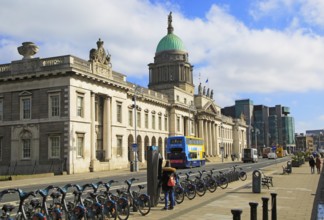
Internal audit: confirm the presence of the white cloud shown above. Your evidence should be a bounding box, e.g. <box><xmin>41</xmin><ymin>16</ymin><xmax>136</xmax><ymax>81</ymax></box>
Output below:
<box><xmin>300</xmin><ymin>0</ymin><xmax>324</xmax><ymax>27</ymax></box>
<box><xmin>1</xmin><ymin>0</ymin><xmax>324</xmax><ymax>110</ymax></box>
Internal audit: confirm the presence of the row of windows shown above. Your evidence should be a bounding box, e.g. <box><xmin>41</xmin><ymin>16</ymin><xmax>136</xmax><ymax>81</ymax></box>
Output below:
<box><xmin>128</xmin><ymin>110</ymin><xmax>168</xmax><ymax>131</ymax></box>
<box><xmin>0</xmin><ymin>134</ymin><xmax>126</xmax><ymax>161</ymax></box>
<box><xmin>0</xmin><ymin>93</ymin><xmax>60</xmax><ymax>121</ymax></box>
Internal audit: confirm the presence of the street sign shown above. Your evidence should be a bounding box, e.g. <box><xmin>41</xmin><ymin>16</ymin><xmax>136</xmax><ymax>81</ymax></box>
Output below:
<box><xmin>132</xmin><ymin>143</ymin><xmax>138</xmax><ymax>151</ymax></box>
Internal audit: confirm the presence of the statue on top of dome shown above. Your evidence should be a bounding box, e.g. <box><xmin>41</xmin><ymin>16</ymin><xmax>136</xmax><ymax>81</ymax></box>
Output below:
<box><xmin>167</xmin><ymin>12</ymin><xmax>174</xmax><ymax>34</ymax></box>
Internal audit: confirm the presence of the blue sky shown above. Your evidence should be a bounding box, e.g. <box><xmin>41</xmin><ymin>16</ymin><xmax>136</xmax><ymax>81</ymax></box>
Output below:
<box><xmin>1</xmin><ymin>0</ymin><xmax>324</xmax><ymax>133</ymax></box>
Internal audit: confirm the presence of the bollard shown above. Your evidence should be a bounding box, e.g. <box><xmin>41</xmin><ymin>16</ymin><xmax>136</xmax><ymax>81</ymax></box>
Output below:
<box><xmin>249</xmin><ymin>202</ymin><xmax>258</xmax><ymax>220</ymax></box>
<box><xmin>262</xmin><ymin>197</ymin><xmax>269</xmax><ymax>220</ymax></box>
<box><xmin>271</xmin><ymin>193</ymin><xmax>277</xmax><ymax>220</ymax></box>
<box><xmin>231</xmin><ymin>209</ymin><xmax>243</xmax><ymax>220</ymax></box>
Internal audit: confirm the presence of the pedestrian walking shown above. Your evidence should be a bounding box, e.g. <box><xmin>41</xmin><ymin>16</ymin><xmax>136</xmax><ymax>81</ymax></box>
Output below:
<box><xmin>315</xmin><ymin>155</ymin><xmax>322</xmax><ymax>174</ymax></box>
<box><xmin>161</xmin><ymin>160</ymin><xmax>176</xmax><ymax>210</ymax></box>
<box><xmin>309</xmin><ymin>155</ymin><xmax>315</xmax><ymax>174</ymax></box>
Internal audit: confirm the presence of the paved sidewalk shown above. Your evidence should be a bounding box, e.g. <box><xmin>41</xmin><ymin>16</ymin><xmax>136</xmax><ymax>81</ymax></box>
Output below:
<box><xmin>129</xmin><ymin>161</ymin><xmax>320</xmax><ymax>220</ymax></box>
<box><xmin>0</xmin><ymin>159</ymin><xmax>321</xmax><ymax>219</ymax></box>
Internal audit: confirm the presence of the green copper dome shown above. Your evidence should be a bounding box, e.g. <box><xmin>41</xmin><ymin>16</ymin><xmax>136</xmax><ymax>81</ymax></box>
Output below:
<box><xmin>156</xmin><ymin>33</ymin><xmax>186</xmax><ymax>53</ymax></box>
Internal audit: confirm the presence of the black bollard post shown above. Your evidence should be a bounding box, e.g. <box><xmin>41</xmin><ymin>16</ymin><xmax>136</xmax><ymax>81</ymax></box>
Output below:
<box><xmin>249</xmin><ymin>202</ymin><xmax>258</xmax><ymax>220</ymax></box>
<box><xmin>262</xmin><ymin>197</ymin><xmax>269</xmax><ymax>220</ymax></box>
<box><xmin>271</xmin><ymin>193</ymin><xmax>277</xmax><ymax>220</ymax></box>
<box><xmin>231</xmin><ymin>209</ymin><xmax>243</xmax><ymax>220</ymax></box>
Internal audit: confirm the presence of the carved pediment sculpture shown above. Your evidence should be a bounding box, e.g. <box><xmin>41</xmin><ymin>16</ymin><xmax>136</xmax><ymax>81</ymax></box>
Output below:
<box><xmin>89</xmin><ymin>38</ymin><xmax>111</xmax><ymax>65</ymax></box>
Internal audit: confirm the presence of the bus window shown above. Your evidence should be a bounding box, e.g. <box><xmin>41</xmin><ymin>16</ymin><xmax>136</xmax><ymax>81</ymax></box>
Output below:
<box><xmin>188</xmin><ymin>152</ymin><xmax>197</xmax><ymax>159</ymax></box>
<box><xmin>170</xmin><ymin>148</ymin><xmax>183</xmax><ymax>153</ymax></box>
<box><xmin>170</xmin><ymin>138</ymin><xmax>183</xmax><ymax>144</ymax></box>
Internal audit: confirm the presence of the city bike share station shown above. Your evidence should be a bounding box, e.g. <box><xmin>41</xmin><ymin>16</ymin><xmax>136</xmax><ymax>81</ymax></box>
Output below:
<box><xmin>146</xmin><ymin>145</ymin><xmax>163</xmax><ymax>207</ymax></box>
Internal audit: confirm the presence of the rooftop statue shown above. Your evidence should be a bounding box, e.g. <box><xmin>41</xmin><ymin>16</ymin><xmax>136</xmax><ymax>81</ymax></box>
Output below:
<box><xmin>18</xmin><ymin>42</ymin><xmax>39</xmax><ymax>59</ymax></box>
<box><xmin>198</xmin><ymin>82</ymin><xmax>202</xmax><ymax>95</ymax></box>
<box><xmin>89</xmin><ymin>38</ymin><xmax>111</xmax><ymax>65</ymax></box>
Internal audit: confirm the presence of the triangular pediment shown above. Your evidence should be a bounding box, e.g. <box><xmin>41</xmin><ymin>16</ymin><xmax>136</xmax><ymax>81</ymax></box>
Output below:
<box><xmin>202</xmin><ymin>101</ymin><xmax>219</xmax><ymax>115</ymax></box>
<box><xmin>19</xmin><ymin>91</ymin><xmax>32</xmax><ymax>96</ymax></box>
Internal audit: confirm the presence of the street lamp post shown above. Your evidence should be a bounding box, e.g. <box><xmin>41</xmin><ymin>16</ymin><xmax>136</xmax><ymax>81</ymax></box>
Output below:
<box><xmin>252</xmin><ymin>127</ymin><xmax>260</xmax><ymax>153</ymax></box>
<box><xmin>318</xmin><ymin>132</ymin><xmax>323</xmax><ymax>152</ymax></box>
<box><xmin>221</xmin><ymin>123</ymin><xmax>224</xmax><ymax>163</ymax></box>
<box><xmin>131</xmin><ymin>85</ymin><xmax>140</xmax><ymax>172</ymax></box>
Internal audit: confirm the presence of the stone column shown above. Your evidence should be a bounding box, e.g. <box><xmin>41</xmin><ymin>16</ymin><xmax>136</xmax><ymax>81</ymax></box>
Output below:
<box><xmin>90</xmin><ymin>93</ymin><xmax>96</xmax><ymax>161</ymax></box>
<box><xmin>208</xmin><ymin>121</ymin><xmax>212</xmax><ymax>156</ymax></box>
<box><xmin>198</xmin><ymin>119</ymin><xmax>203</xmax><ymax>138</ymax></box>
<box><xmin>204</xmin><ymin>120</ymin><xmax>209</xmax><ymax>155</ymax></box>
<box><xmin>104</xmin><ymin>96</ymin><xmax>112</xmax><ymax>160</ymax></box>
<box><xmin>211</xmin><ymin>122</ymin><xmax>216</xmax><ymax>156</ymax></box>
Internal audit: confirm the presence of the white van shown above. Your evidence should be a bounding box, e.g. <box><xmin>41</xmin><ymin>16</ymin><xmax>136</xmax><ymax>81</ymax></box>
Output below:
<box><xmin>242</xmin><ymin>148</ymin><xmax>258</xmax><ymax>163</ymax></box>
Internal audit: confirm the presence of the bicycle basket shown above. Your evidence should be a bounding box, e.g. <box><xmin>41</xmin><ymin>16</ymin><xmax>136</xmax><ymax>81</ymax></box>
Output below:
<box><xmin>175</xmin><ymin>186</ymin><xmax>184</xmax><ymax>194</ymax></box>
<box><xmin>91</xmin><ymin>202</ymin><xmax>103</xmax><ymax>214</ymax></box>
<box><xmin>105</xmin><ymin>200</ymin><xmax>116</xmax><ymax>210</ymax></box>
<box><xmin>51</xmin><ymin>207</ymin><xmax>63</xmax><ymax>218</ymax></box>
<box><xmin>32</xmin><ymin>212</ymin><xmax>47</xmax><ymax>220</ymax></box>
<box><xmin>118</xmin><ymin>197</ymin><xmax>129</xmax><ymax>208</ymax></box>
<box><xmin>139</xmin><ymin>194</ymin><xmax>150</xmax><ymax>202</ymax></box>
<box><xmin>73</xmin><ymin>205</ymin><xmax>87</xmax><ymax>218</ymax></box>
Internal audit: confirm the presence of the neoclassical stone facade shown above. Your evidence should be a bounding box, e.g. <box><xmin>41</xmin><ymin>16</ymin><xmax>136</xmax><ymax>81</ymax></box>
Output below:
<box><xmin>0</xmin><ymin>14</ymin><xmax>247</xmax><ymax>175</ymax></box>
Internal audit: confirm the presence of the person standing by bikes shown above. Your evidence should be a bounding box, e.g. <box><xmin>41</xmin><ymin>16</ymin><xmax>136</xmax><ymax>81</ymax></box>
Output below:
<box><xmin>161</xmin><ymin>160</ymin><xmax>176</xmax><ymax>210</ymax></box>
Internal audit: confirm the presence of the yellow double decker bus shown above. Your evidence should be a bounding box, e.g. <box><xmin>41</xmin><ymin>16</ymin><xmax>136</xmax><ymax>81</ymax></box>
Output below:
<box><xmin>166</xmin><ymin>136</ymin><xmax>206</xmax><ymax>168</ymax></box>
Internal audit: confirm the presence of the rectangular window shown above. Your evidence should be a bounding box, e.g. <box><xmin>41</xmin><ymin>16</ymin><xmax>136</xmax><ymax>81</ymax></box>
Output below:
<box><xmin>145</xmin><ymin>113</ymin><xmax>149</xmax><ymax>129</ymax></box>
<box><xmin>152</xmin><ymin>114</ymin><xmax>156</xmax><ymax>129</ymax></box>
<box><xmin>0</xmin><ymin>99</ymin><xmax>3</xmax><ymax>121</ymax></box>
<box><xmin>137</xmin><ymin>111</ymin><xmax>141</xmax><ymax>128</ymax></box>
<box><xmin>128</xmin><ymin>110</ymin><xmax>133</xmax><ymax>127</ymax></box>
<box><xmin>176</xmin><ymin>95</ymin><xmax>179</xmax><ymax>101</ymax></box>
<box><xmin>184</xmin><ymin>98</ymin><xmax>187</xmax><ymax>104</ymax></box>
<box><xmin>49</xmin><ymin>94</ymin><xmax>60</xmax><ymax>117</ymax></box>
<box><xmin>76</xmin><ymin>134</ymin><xmax>84</xmax><ymax>157</ymax></box>
<box><xmin>22</xmin><ymin>139</ymin><xmax>31</xmax><ymax>159</ymax></box>
<box><xmin>158</xmin><ymin>116</ymin><xmax>162</xmax><ymax>130</ymax></box>
<box><xmin>117</xmin><ymin>102</ymin><xmax>122</xmax><ymax>123</ymax></box>
<box><xmin>77</xmin><ymin>96</ymin><xmax>84</xmax><ymax>117</ymax></box>
<box><xmin>117</xmin><ymin>135</ymin><xmax>123</xmax><ymax>157</ymax></box>
<box><xmin>177</xmin><ymin>116</ymin><xmax>180</xmax><ymax>132</ymax></box>
<box><xmin>164</xmin><ymin>117</ymin><xmax>168</xmax><ymax>131</ymax></box>
<box><xmin>49</xmin><ymin>136</ymin><xmax>60</xmax><ymax>158</ymax></box>
<box><xmin>21</xmin><ymin>97</ymin><xmax>31</xmax><ymax>119</ymax></box>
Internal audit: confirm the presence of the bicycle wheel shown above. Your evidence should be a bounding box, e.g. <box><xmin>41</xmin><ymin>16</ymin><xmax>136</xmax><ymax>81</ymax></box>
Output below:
<box><xmin>207</xmin><ymin>179</ymin><xmax>217</xmax><ymax>193</ymax></box>
<box><xmin>174</xmin><ymin>186</ymin><xmax>185</xmax><ymax>204</ymax></box>
<box><xmin>195</xmin><ymin>180</ymin><xmax>206</xmax><ymax>197</ymax></box>
<box><xmin>185</xmin><ymin>183</ymin><xmax>196</xmax><ymax>200</ymax></box>
<box><xmin>239</xmin><ymin>172</ymin><xmax>247</xmax><ymax>181</ymax></box>
<box><xmin>137</xmin><ymin>194</ymin><xmax>151</xmax><ymax>216</ymax></box>
<box><xmin>218</xmin><ymin>177</ymin><xmax>229</xmax><ymax>189</ymax></box>
<box><xmin>117</xmin><ymin>197</ymin><xmax>130</xmax><ymax>220</ymax></box>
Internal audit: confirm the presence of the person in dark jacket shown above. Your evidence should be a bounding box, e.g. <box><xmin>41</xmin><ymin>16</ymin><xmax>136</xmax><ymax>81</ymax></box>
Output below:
<box><xmin>161</xmin><ymin>160</ymin><xmax>176</xmax><ymax>210</ymax></box>
<box><xmin>309</xmin><ymin>155</ymin><xmax>315</xmax><ymax>174</ymax></box>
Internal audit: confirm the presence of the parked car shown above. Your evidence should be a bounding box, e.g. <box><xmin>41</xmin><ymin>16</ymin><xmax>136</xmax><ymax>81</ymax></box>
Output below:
<box><xmin>267</xmin><ymin>152</ymin><xmax>277</xmax><ymax>159</ymax></box>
